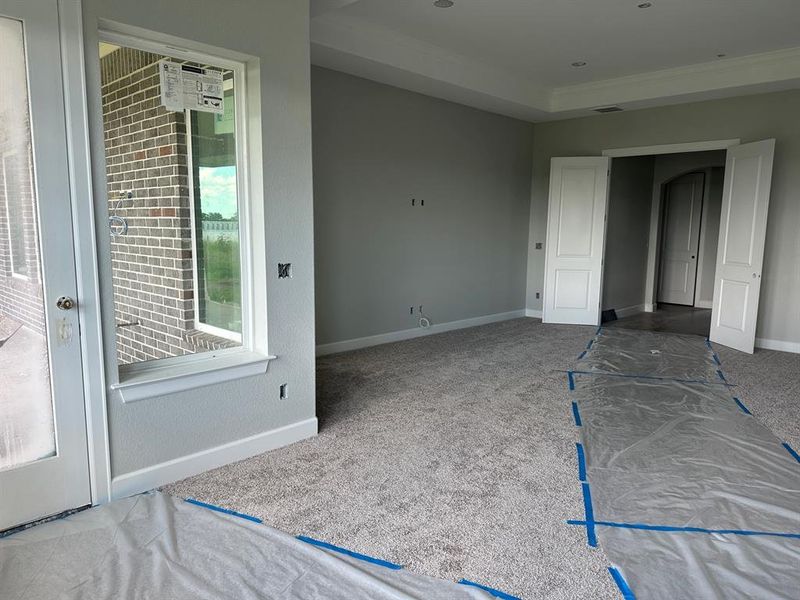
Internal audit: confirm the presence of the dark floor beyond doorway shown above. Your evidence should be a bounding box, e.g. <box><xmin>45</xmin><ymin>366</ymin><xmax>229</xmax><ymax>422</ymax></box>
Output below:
<box><xmin>604</xmin><ymin>304</ymin><xmax>711</xmax><ymax>337</ymax></box>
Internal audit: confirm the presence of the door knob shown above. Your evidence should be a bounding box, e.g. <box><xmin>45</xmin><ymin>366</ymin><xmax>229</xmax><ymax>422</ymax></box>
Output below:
<box><xmin>56</xmin><ymin>296</ymin><xmax>76</xmax><ymax>310</ymax></box>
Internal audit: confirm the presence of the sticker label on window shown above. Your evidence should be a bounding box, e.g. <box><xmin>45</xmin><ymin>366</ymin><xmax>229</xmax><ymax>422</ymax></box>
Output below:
<box><xmin>159</xmin><ymin>60</ymin><xmax>224</xmax><ymax>114</ymax></box>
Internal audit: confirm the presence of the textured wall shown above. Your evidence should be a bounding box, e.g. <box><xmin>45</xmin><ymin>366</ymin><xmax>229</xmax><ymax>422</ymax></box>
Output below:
<box><xmin>527</xmin><ymin>90</ymin><xmax>800</xmax><ymax>345</ymax></box>
<box><xmin>312</xmin><ymin>67</ymin><xmax>534</xmax><ymax>345</ymax></box>
<box><xmin>602</xmin><ymin>156</ymin><xmax>654</xmax><ymax>312</ymax></box>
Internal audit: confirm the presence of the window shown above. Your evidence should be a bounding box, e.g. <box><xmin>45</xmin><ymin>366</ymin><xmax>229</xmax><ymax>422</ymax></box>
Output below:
<box><xmin>3</xmin><ymin>152</ymin><xmax>29</xmax><ymax>278</ymax></box>
<box><xmin>187</xmin><ymin>77</ymin><xmax>242</xmax><ymax>342</ymax></box>
<box><xmin>99</xmin><ymin>38</ymin><xmax>256</xmax><ymax>370</ymax></box>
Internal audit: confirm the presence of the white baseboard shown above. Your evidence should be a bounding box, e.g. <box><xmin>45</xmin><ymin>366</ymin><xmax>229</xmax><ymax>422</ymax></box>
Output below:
<box><xmin>525</xmin><ymin>308</ymin><xmax>543</xmax><ymax>319</ymax></box>
<box><xmin>755</xmin><ymin>338</ymin><xmax>800</xmax><ymax>354</ymax></box>
<box><xmin>110</xmin><ymin>417</ymin><xmax>318</xmax><ymax>500</ymax></box>
<box><xmin>694</xmin><ymin>300</ymin><xmax>713</xmax><ymax>309</ymax></box>
<box><xmin>612</xmin><ymin>304</ymin><xmax>645</xmax><ymax>319</ymax></box>
<box><xmin>644</xmin><ymin>303</ymin><xmax>655</xmax><ymax>313</ymax></box>
<box><xmin>316</xmin><ymin>310</ymin><xmax>526</xmax><ymax>356</ymax></box>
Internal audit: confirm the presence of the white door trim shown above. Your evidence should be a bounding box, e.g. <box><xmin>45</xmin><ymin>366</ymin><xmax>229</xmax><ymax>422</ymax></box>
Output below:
<box><xmin>59</xmin><ymin>0</ymin><xmax>112</xmax><ymax>506</ymax></box>
<box><xmin>602</xmin><ymin>139</ymin><xmax>740</xmax><ymax>158</ymax></box>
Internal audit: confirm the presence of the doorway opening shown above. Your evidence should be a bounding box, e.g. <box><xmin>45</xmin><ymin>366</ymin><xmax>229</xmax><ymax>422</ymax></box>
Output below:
<box><xmin>600</xmin><ymin>150</ymin><xmax>726</xmax><ymax>337</ymax></box>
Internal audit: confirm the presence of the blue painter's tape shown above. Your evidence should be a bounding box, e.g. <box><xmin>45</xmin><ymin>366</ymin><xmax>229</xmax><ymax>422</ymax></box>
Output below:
<box><xmin>608</xmin><ymin>567</ymin><xmax>636</xmax><ymax>600</ymax></box>
<box><xmin>297</xmin><ymin>535</ymin><xmax>403</xmax><ymax>570</ymax></box>
<box><xmin>185</xmin><ymin>498</ymin><xmax>263</xmax><ymax>524</ymax></box>
<box><xmin>596</xmin><ymin>326</ymin><xmax>603</xmax><ymax>335</ymax></box>
<box><xmin>782</xmin><ymin>442</ymin><xmax>800</xmax><ymax>464</ymax></box>
<box><xmin>458</xmin><ymin>579</ymin><xmax>521</xmax><ymax>600</ymax></box>
<box><xmin>576</xmin><ymin>443</ymin><xmax>587</xmax><ymax>482</ymax></box>
<box><xmin>572</xmin><ymin>401</ymin><xmax>582</xmax><ymax>427</ymax></box>
<box><xmin>568</xmin><ymin>369</ymin><xmax>734</xmax><ymax>387</ymax></box>
<box><xmin>586</xmin><ymin>338</ymin><xmax>595</xmax><ymax>350</ymax></box>
<box><xmin>568</xmin><ymin>371</ymin><xmax>576</xmax><ymax>391</ymax></box>
<box><xmin>712</xmin><ymin>353</ymin><xmax>722</xmax><ymax>366</ymax></box>
<box><xmin>717</xmin><ymin>369</ymin><xmax>727</xmax><ymax>383</ymax></box>
<box><xmin>705</xmin><ymin>338</ymin><xmax>713</xmax><ymax>350</ymax></box>
<box><xmin>581</xmin><ymin>483</ymin><xmax>597</xmax><ymax>547</ymax></box>
<box><xmin>733</xmin><ymin>397</ymin><xmax>752</xmax><ymax>415</ymax></box>
<box><xmin>577</xmin><ymin>350</ymin><xmax>587</xmax><ymax>360</ymax></box>
<box><xmin>565</xmin><ymin>519</ymin><xmax>800</xmax><ymax>540</ymax></box>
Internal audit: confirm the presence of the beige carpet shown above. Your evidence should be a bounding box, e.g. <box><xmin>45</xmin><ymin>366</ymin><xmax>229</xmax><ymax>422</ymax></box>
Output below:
<box><xmin>164</xmin><ymin>318</ymin><xmax>800</xmax><ymax>599</ymax></box>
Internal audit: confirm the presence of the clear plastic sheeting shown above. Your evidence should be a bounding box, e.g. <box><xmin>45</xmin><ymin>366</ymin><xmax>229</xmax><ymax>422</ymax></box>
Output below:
<box><xmin>577</xmin><ymin>328</ymin><xmax>724</xmax><ymax>383</ymax></box>
<box><xmin>571</xmin><ymin>329</ymin><xmax>800</xmax><ymax>599</ymax></box>
<box><xmin>0</xmin><ymin>492</ymin><xmax>495</xmax><ymax>600</ymax></box>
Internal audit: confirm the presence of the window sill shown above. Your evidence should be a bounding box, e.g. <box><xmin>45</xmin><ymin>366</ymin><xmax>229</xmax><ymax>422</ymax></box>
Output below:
<box><xmin>110</xmin><ymin>351</ymin><xmax>275</xmax><ymax>403</ymax></box>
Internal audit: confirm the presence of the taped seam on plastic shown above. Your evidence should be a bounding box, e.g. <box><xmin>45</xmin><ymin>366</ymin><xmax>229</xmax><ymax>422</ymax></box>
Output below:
<box><xmin>596</xmin><ymin>326</ymin><xmax>603</xmax><ymax>335</ymax></box>
<box><xmin>576</xmin><ymin>443</ymin><xmax>587</xmax><ymax>482</ymax></box>
<box><xmin>296</xmin><ymin>535</ymin><xmax>404</xmax><ymax>570</ymax></box>
<box><xmin>572</xmin><ymin>402</ymin><xmax>583</xmax><ymax>427</ymax></box>
<box><xmin>782</xmin><ymin>442</ymin><xmax>800</xmax><ymax>464</ymax></box>
<box><xmin>458</xmin><ymin>578</ymin><xmax>521</xmax><ymax>600</ymax></box>
<box><xmin>568</xmin><ymin>371</ymin><xmax>576</xmax><ymax>390</ymax></box>
<box><xmin>716</xmin><ymin>369</ymin><xmax>727</xmax><ymax>383</ymax></box>
<box><xmin>184</xmin><ymin>498</ymin><xmax>263</xmax><ymax>524</ymax></box>
<box><xmin>581</xmin><ymin>483</ymin><xmax>598</xmax><ymax>547</ymax></box>
<box><xmin>733</xmin><ymin>397</ymin><xmax>752</xmax><ymax>415</ymax></box>
<box><xmin>712</xmin><ymin>353</ymin><xmax>722</xmax><ymax>366</ymax></box>
<box><xmin>566</xmin><ymin>519</ymin><xmax>800</xmax><ymax>540</ymax></box>
<box><xmin>577</xmin><ymin>350</ymin><xmax>587</xmax><ymax>360</ymax></box>
<box><xmin>568</xmin><ymin>369</ymin><xmax>734</xmax><ymax>387</ymax></box>
<box><xmin>586</xmin><ymin>338</ymin><xmax>594</xmax><ymax>350</ymax></box>
<box><xmin>608</xmin><ymin>567</ymin><xmax>636</xmax><ymax>600</ymax></box>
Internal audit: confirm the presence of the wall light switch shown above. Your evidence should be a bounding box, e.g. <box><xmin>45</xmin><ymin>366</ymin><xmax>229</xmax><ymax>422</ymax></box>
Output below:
<box><xmin>535</xmin><ymin>242</ymin><xmax>543</xmax><ymax>250</ymax></box>
<box><xmin>278</xmin><ymin>263</ymin><xmax>292</xmax><ymax>279</ymax></box>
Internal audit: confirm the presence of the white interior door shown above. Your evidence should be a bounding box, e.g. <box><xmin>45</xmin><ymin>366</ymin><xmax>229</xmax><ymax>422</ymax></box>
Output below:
<box><xmin>0</xmin><ymin>0</ymin><xmax>90</xmax><ymax>530</ymax></box>
<box><xmin>658</xmin><ymin>172</ymin><xmax>704</xmax><ymax>305</ymax></box>
<box><xmin>543</xmin><ymin>157</ymin><xmax>610</xmax><ymax>325</ymax></box>
<box><xmin>709</xmin><ymin>139</ymin><xmax>775</xmax><ymax>354</ymax></box>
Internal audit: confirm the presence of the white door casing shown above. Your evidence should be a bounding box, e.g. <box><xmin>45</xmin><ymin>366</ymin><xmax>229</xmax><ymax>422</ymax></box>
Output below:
<box><xmin>658</xmin><ymin>172</ymin><xmax>704</xmax><ymax>306</ymax></box>
<box><xmin>709</xmin><ymin>139</ymin><xmax>776</xmax><ymax>354</ymax></box>
<box><xmin>0</xmin><ymin>0</ymin><xmax>90</xmax><ymax>530</ymax></box>
<box><xmin>543</xmin><ymin>157</ymin><xmax>610</xmax><ymax>325</ymax></box>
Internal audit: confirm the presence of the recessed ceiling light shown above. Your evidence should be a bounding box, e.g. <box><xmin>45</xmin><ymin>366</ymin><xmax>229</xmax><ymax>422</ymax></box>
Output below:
<box><xmin>571</xmin><ymin>61</ymin><xmax>587</xmax><ymax>68</ymax></box>
<box><xmin>637</xmin><ymin>2</ymin><xmax>652</xmax><ymax>7</ymax></box>
<box><xmin>433</xmin><ymin>0</ymin><xmax>454</xmax><ymax>7</ymax></box>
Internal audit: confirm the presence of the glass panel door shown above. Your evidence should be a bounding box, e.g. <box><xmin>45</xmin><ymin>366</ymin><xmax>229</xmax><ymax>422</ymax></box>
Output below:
<box><xmin>0</xmin><ymin>0</ymin><xmax>90</xmax><ymax>531</ymax></box>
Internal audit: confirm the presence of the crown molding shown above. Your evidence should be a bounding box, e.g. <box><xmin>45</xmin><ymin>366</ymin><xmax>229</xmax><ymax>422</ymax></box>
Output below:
<box><xmin>551</xmin><ymin>46</ymin><xmax>800</xmax><ymax>112</ymax></box>
<box><xmin>310</xmin><ymin>15</ymin><xmax>800</xmax><ymax>122</ymax></box>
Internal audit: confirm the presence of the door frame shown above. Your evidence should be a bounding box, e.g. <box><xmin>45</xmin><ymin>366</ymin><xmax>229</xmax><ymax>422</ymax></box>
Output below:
<box><xmin>58</xmin><ymin>0</ymin><xmax>112</xmax><ymax>506</ymax></box>
<box><xmin>601</xmin><ymin>139</ymin><xmax>739</xmax><ymax>313</ymax></box>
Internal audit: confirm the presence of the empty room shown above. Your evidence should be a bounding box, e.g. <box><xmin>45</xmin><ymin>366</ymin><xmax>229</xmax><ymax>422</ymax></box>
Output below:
<box><xmin>1</xmin><ymin>1</ymin><xmax>799</xmax><ymax>599</ymax></box>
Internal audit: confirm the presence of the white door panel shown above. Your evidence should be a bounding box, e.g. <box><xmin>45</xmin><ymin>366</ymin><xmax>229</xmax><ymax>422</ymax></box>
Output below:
<box><xmin>710</xmin><ymin>139</ymin><xmax>775</xmax><ymax>354</ymax></box>
<box><xmin>544</xmin><ymin>157</ymin><xmax>610</xmax><ymax>325</ymax></box>
<box><xmin>0</xmin><ymin>0</ymin><xmax>90</xmax><ymax>531</ymax></box>
<box><xmin>658</xmin><ymin>173</ymin><xmax>703</xmax><ymax>305</ymax></box>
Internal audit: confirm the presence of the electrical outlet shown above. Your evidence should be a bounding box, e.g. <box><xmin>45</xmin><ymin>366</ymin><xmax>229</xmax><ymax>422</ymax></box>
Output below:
<box><xmin>278</xmin><ymin>263</ymin><xmax>292</xmax><ymax>279</ymax></box>
<box><xmin>536</xmin><ymin>292</ymin><xmax>541</xmax><ymax>299</ymax></box>
<box><xmin>410</xmin><ymin>306</ymin><xmax>414</xmax><ymax>315</ymax></box>
<box><xmin>279</xmin><ymin>383</ymin><xmax>288</xmax><ymax>400</ymax></box>
<box><xmin>535</xmin><ymin>242</ymin><xmax>543</xmax><ymax>250</ymax></box>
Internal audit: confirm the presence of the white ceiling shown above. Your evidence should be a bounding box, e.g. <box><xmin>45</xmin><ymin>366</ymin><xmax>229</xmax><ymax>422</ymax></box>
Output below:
<box><xmin>310</xmin><ymin>0</ymin><xmax>800</xmax><ymax>121</ymax></box>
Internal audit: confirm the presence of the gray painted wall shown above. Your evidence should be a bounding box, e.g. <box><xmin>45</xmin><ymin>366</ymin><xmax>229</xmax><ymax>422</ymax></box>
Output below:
<box><xmin>698</xmin><ymin>168</ymin><xmax>725</xmax><ymax>305</ymax></box>
<box><xmin>602</xmin><ymin>156</ymin><xmax>654</xmax><ymax>311</ymax></box>
<box><xmin>83</xmin><ymin>0</ymin><xmax>316</xmax><ymax>476</ymax></box>
<box><xmin>312</xmin><ymin>67</ymin><xmax>534</xmax><ymax>345</ymax></box>
<box><xmin>527</xmin><ymin>90</ymin><xmax>800</xmax><ymax>345</ymax></box>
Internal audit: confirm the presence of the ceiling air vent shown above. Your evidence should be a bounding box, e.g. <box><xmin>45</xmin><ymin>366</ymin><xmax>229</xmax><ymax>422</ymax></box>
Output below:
<box><xmin>593</xmin><ymin>105</ymin><xmax>623</xmax><ymax>113</ymax></box>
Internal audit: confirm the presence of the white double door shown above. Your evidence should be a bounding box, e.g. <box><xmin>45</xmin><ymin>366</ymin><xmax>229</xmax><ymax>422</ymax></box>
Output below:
<box><xmin>543</xmin><ymin>140</ymin><xmax>775</xmax><ymax>354</ymax></box>
<box><xmin>0</xmin><ymin>0</ymin><xmax>90</xmax><ymax>531</ymax></box>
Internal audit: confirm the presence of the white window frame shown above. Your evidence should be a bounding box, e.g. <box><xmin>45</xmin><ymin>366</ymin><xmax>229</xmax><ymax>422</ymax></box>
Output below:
<box><xmin>98</xmin><ymin>27</ymin><xmax>271</xmax><ymax>403</ymax></box>
<box><xmin>185</xmin><ymin>76</ymin><xmax>244</xmax><ymax>344</ymax></box>
<box><xmin>2</xmin><ymin>151</ymin><xmax>31</xmax><ymax>280</ymax></box>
